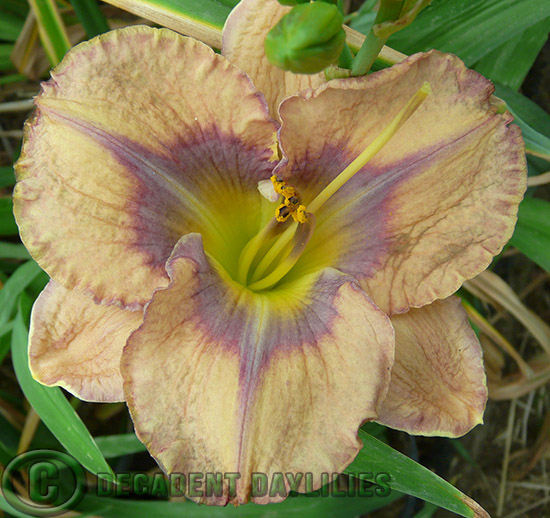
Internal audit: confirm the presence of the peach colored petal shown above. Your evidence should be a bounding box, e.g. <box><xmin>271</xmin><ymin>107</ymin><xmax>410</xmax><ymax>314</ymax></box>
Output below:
<box><xmin>14</xmin><ymin>26</ymin><xmax>278</xmax><ymax>310</ymax></box>
<box><xmin>222</xmin><ymin>0</ymin><xmax>325</xmax><ymax>118</ymax></box>
<box><xmin>276</xmin><ymin>50</ymin><xmax>526</xmax><ymax>314</ymax></box>
<box><xmin>121</xmin><ymin>233</ymin><xmax>394</xmax><ymax>505</ymax></box>
<box><xmin>376</xmin><ymin>297</ymin><xmax>487</xmax><ymax>437</ymax></box>
<box><xmin>29</xmin><ymin>280</ymin><xmax>143</xmax><ymax>402</ymax></box>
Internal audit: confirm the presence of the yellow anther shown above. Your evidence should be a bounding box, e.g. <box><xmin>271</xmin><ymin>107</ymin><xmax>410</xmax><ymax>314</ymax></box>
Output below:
<box><xmin>271</xmin><ymin>175</ymin><xmax>297</xmax><ymax>198</ymax></box>
<box><xmin>292</xmin><ymin>205</ymin><xmax>308</xmax><ymax>224</ymax></box>
<box><xmin>270</xmin><ymin>175</ymin><xmax>286</xmax><ymax>194</ymax></box>
<box><xmin>275</xmin><ymin>203</ymin><xmax>291</xmax><ymax>222</ymax></box>
<box><xmin>270</xmin><ymin>175</ymin><xmax>307</xmax><ymax>224</ymax></box>
<box><xmin>281</xmin><ymin>184</ymin><xmax>296</xmax><ymax>197</ymax></box>
<box><xmin>284</xmin><ymin>195</ymin><xmax>300</xmax><ymax>208</ymax></box>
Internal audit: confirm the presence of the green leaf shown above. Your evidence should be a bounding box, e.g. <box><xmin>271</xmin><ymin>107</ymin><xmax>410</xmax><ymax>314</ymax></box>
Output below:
<box><xmin>101</xmin><ymin>0</ymin><xmax>237</xmax><ymax>48</ymax></box>
<box><xmin>11</xmin><ymin>306</ymin><xmax>115</xmax><ymax>479</ymax></box>
<box><xmin>512</xmin><ymin>119</ymin><xmax>550</xmax><ymax>160</ymax></box>
<box><xmin>386</xmin><ymin>0</ymin><xmax>550</xmax><ymax>66</ymax></box>
<box><xmin>144</xmin><ymin>0</ymin><xmax>237</xmax><ymax>21</ymax></box>
<box><xmin>348</xmin><ymin>0</ymin><xmax>377</xmax><ymax>35</ymax></box>
<box><xmin>0</xmin><ymin>260</ymin><xmax>43</xmax><ymax>327</ymax></box>
<box><xmin>0</xmin><ymin>197</ymin><xmax>18</xmax><ymax>236</ymax></box>
<box><xmin>0</xmin><ymin>242</ymin><xmax>30</xmax><ymax>260</ymax></box>
<box><xmin>95</xmin><ymin>433</ymin><xmax>147</xmax><ymax>458</ymax></box>
<box><xmin>344</xmin><ymin>431</ymin><xmax>486</xmax><ymax>518</ymax></box>
<box><xmin>361</xmin><ymin>421</ymin><xmax>388</xmax><ymax>441</ymax></box>
<box><xmin>494</xmin><ymin>83</ymin><xmax>550</xmax><ymax>139</ymax></box>
<box><xmin>510</xmin><ymin>197</ymin><xmax>550</xmax><ymax>272</ymax></box>
<box><xmin>473</xmin><ymin>17</ymin><xmax>550</xmax><ymax>91</ymax></box>
<box><xmin>69</xmin><ymin>0</ymin><xmax>110</xmax><ymax>38</ymax></box>
<box><xmin>77</xmin><ymin>491</ymin><xmax>400</xmax><ymax>517</ymax></box>
<box><xmin>494</xmin><ymin>83</ymin><xmax>550</xmax><ymax>160</ymax></box>
<box><xmin>28</xmin><ymin>0</ymin><xmax>71</xmax><ymax>65</ymax></box>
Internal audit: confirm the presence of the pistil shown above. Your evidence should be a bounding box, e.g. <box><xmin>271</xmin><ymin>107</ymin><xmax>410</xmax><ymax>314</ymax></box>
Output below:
<box><xmin>238</xmin><ymin>82</ymin><xmax>431</xmax><ymax>291</ymax></box>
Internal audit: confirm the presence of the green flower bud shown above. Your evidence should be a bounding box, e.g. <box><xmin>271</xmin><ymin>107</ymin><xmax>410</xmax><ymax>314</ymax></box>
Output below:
<box><xmin>265</xmin><ymin>2</ymin><xmax>346</xmax><ymax>74</ymax></box>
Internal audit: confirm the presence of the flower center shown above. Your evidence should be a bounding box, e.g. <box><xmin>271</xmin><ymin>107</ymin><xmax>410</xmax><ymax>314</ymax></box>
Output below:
<box><xmin>237</xmin><ymin>82</ymin><xmax>431</xmax><ymax>292</ymax></box>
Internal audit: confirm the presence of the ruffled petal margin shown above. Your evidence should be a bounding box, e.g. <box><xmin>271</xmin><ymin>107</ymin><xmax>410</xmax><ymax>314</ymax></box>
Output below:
<box><xmin>276</xmin><ymin>50</ymin><xmax>526</xmax><ymax>315</ymax></box>
<box><xmin>121</xmin><ymin>233</ymin><xmax>394</xmax><ymax>505</ymax></box>
<box><xmin>222</xmin><ymin>0</ymin><xmax>325</xmax><ymax>118</ymax></box>
<box><xmin>29</xmin><ymin>280</ymin><xmax>143</xmax><ymax>402</ymax></box>
<box><xmin>14</xmin><ymin>26</ymin><xmax>278</xmax><ymax>310</ymax></box>
<box><xmin>376</xmin><ymin>297</ymin><xmax>487</xmax><ymax>437</ymax></box>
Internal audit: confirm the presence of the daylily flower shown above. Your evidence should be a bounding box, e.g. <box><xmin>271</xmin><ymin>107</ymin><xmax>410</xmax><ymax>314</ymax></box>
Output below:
<box><xmin>14</xmin><ymin>0</ymin><xmax>526</xmax><ymax>506</ymax></box>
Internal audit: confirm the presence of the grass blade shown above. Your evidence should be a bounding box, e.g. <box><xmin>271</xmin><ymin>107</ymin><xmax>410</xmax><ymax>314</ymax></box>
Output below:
<box><xmin>0</xmin><ymin>261</ymin><xmax>43</xmax><ymax>327</ymax></box>
<box><xmin>493</xmin><ymin>84</ymin><xmax>550</xmax><ymax>160</ymax></box>
<box><xmin>27</xmin><ymin>0</ymin><xmax>71</xmax><ymax>65</ymax></box>
<box><xmin>100</xmin><ymin>0</ymin><xmax>234</xmax><ymax>48</ymax></box>
<box><xmin>387</xmin><ymin>0</ymin><xmax>550</xmax><ymax>66</ymax></box>
<box><xmin>95</xmin><ymin>433</ymin><xmax>146</xmax><ymax>458</ymax></box>
<box><xmin>494</xmin><ymin>85</ymin><xmax>550</xmax><ymax>139</ymax></box>
<box><xmin>345</xmin><ymin>431</ymin><xmax>488</xmax><ymax>517</ymax></box>
<box><xmin>510</xmin><ymin>197</ymin><xmax>550</xmax><ymax>272</ymax></box>
<box><xmin>473</xmin><ymin>17</ymin><xmax>550</xmax><ymax>91</ymax></box>
<box><xmin>0</xmin><ymin>242</ymin><xmax>30</xmax><ymax>260</ymax></box>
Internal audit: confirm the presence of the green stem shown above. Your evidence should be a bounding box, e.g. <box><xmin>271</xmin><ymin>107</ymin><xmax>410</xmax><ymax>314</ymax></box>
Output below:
<box><xmin>350</xmin><ymin>0</ymin><xmax>404</xmax><ymax>77</ymax></box>
<box><xmin>337</xmin><ymin>42</ymin><xmax>354</xmax><ymax>69</ymax></box>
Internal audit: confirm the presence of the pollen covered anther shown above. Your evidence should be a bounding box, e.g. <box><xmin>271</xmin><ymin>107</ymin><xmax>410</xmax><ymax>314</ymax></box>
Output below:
<box><xmin>271</xmin><ymin>175</ymin><xmax>309</xmax><ymax>223</ymax></box>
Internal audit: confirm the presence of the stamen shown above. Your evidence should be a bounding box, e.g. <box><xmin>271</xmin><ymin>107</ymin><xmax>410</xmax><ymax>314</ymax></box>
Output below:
<box><xmin>250</xmin><ymin>222</ymin><xmax>298</xmax><ymax>283</ymax></box>
<box><xmin>271</xmin><ymin>175</ymin><xmax>309</xmax><ymax>223</ymax></box>
<box><xmin>248</xmin><ymin>215</ymin><xmax>315</xmax><ymax>291</ymax></box>
<box><xmin>236</xmin><ymin>218</ymin><xmax>285</xmax><ymax>285</ymax></box>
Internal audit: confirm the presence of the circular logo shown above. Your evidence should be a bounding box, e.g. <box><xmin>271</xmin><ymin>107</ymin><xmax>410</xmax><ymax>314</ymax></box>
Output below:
<box><xmin>1</xmin><ymin>450</ymin><xmax>86</xmax><ymax>516</ymax></box>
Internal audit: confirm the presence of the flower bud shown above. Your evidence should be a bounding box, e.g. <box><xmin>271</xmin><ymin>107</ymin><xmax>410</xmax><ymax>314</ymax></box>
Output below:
<box><xmin>265</xmin><ymin>2</ymin><xmax>346</xmax><ymax>74</ymax></box>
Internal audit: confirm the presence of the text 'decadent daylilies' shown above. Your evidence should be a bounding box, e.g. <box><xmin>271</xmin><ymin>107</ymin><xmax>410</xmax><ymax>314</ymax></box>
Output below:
<box><xmin>14</xmin><ymin>0</ymin><xmax>526</xmax><ymax>506</ymax></box>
